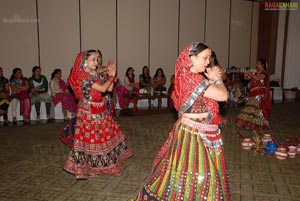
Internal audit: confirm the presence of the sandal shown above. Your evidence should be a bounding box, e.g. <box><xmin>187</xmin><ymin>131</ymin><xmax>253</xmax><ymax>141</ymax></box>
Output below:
<box><xmin>24</xmin><ymin>119</ymin><xmax>31</xmax><ymax>124</ymax></box>
<box><xmin>24</xmin><ymin>116</ymin><xmax>31</xmax><ymax>124</ymax></box>
<box><xmin>4</xmin><ymin>119</ymin><xmax>11</xmax><ymax>126</ymax></box>
<box><xmin>36</xmin><ymin>116</ymin><xmax>41</xmax><ymax>123</ymax></box>
<box><xmin>13</xmin><ymin>117</ymin><xmax>17</xmax><ymax>125</ymax></box>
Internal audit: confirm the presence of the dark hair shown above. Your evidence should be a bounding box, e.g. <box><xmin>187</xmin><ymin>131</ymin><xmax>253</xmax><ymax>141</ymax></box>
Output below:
<box><xmin>97</xmin><ymin>49</ymin><xmax>102</xmax><ymax>58</ymax></box>
<box><xmin>142</xmin><ymin>66</ymin><xmax>150</xmax><ymax>76</ymax></box>
<box><xmin>32</xmin><ymin>66</ymin><xmax>40</xmax><ymax>74</ymax></box>
<box><xmin>10</xmin><ymin>67</ymin><xmax>22</xmax><ymax>81</ymax></box>
<box><xmin>51</xmin><ymin>69</ymin><xmax>61</xmax><ymax>80</ymax></box>
<box><xmin>81</xmin><ymin>49</ymin><xmax>97</xmax><ymax>68</ymax></box>
<box><xmin>258</xmin><ymin>58</ymin><xmax>267</xmax><ymax>70</ymax></box>
<box><xmin>189</xmin><ymin>42</ymin><xmax>209</xmax><ymax>57</ymax></box>
<box><xmin>211</xmin><ymin>51</ymin><xmax>219</xmax><ymax>66</ymax></box>
<box><xmin>86</xmin><ymin>49</ymin><xmax>97</xmax><ymax>57</ymax></box>
<box><xmin>84</xmin><ymin>50</ymin><xmax>97</xmax><ymax>63</ymax></box>
<box><xmin>125</xmin><ymin>67</ymin><xmax>135</xmax><ymax>78</ymax></box>
<box><xmin>154</xmin><ymin>68</ymin><xmax>166</xmax><ymax>79</ymax></box>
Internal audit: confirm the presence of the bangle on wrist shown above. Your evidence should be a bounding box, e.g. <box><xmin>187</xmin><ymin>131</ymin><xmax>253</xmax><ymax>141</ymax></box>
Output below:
<box><xmin>213</xmin><ymin>76</ymin><xmax>221</xmax><ymax>82</ymax></box>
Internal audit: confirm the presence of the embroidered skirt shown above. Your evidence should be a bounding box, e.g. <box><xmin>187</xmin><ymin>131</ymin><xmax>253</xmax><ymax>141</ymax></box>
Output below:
<box><xmin>64</xmin><ymin>108</ymin><xmax>133</xmax><ymax>178</ymax></box>
<box><xmin>235</xmin><ymin>96</ymin><xmax>270</xmax><ymax>131</ymax></box>
<box><xmin>136</xmin><ymin>117</ymin><xmax>230</xmax><ymax>201</ymax></box>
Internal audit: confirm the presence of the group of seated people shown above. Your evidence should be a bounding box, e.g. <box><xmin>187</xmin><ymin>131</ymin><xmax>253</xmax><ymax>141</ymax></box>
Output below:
<box><xmin>116</xmin><ymin>66</ymin><xmax>174</xmax><ymax>109</ymax></box>
<box><xmin>0</xmin><ymin>66</ymin><xmax>77</xmax><ymax>125</ymax></box>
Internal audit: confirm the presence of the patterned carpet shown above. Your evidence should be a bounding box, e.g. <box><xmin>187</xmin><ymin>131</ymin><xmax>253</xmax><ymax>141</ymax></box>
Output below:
<box><xmin>0</xmin><ymin>101</ymin><xmax>299</xmax><ymax>201</ymax></box>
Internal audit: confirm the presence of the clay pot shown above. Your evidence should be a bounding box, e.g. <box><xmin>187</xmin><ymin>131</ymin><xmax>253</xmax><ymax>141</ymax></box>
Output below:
<box><xmin>241</xmin><ymin>138</ymin><xmax>253</xmax><ymax>150</ymax></box>
<box><xmin>275</xmin><ymin>147</ymin><xmax>288</xmax><ymax>160</ymax></box>
<box><xmin>264</xmin><ymin>141</ymin><xmax>278</xmax><ymax>154</ymax></box>
<box><xmin>288</xmin><ymin>145</ymin><xmax>297</xmax><ymax>158</ymax></box>
<box><xmin>262</xmin><ymin>134</ymin><xmax>272</xmax><ymax>146</ymax></box>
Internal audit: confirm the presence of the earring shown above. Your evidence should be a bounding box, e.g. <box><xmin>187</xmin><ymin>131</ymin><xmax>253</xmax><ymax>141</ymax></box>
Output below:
<box><xmin>84</xmin><ymin>63</ymin><xmax>87</xmax><ymax>67</ymax></box>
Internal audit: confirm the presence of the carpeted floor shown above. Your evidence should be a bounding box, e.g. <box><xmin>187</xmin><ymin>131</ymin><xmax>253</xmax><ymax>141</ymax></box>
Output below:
<box><xmin>0</xmin><ymin>101</ymin><xmax>299</xmax><ymax>201</ymax></box>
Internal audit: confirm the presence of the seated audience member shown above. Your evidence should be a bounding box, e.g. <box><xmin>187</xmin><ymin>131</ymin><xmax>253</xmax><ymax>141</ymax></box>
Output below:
<box><xmin>226</xmin><ymin>66</ymin><xmax>243</xmax><ymax>107</ymax></box>
<box><xmin>0</xmin><ymin>67</ymin><xmax>11</xmax><ymax>125</ymax></box>
<box><xmin>49</xmin><ymin>69</ymin><xmax>77</xmax><ymax>121</ymax></box>
<box><xmin>116</xmin><ymin>67</ymin><xmax>139</xmax><ymax>108</ymax></box>
<box><xmin>152</xmin><ymin>68</ymin><xmax>166</xmax><ymax>92</ymax></box>
<box><xmin>9</xmin><ymin>67</ymin><xmax>31</xmax><ymax>124</ymax></box>
<box><xmin>241</xmin><ymin>67</ymin><xmax>251</xmax><ymax>97</ymax></box>
<box><xmin>28</xmin><ymin>66</ymin><xmax>52</xmax><ymax>122</ymax></box>
<box><xmin>139</xmin><ymin>65</ymin><xmax>152</xmax><ymax>89</ymax></box>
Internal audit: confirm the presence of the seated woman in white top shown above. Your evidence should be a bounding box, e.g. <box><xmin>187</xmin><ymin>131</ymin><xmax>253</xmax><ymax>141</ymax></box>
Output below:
<box><xmin>49</xmin><ymin>69</ymin><xmax>77</xmax><ymax>120</ymax></box>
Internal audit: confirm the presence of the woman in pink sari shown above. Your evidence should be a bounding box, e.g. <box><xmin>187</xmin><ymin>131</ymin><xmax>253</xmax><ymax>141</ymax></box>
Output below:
<box><xmin>116</xmin><ymin>67</ymin><xmax>139</xmax><ymax>108</ymax></box>
<box><xmin>49</xmin><ymin>69</ymin><xmax>77</xmax><ymax>120</ymax></box>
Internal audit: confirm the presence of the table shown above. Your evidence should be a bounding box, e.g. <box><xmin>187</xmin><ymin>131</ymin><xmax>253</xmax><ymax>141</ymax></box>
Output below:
<box><xmin>122</xmin><ymin>93</ymin><xmax>171</xmax><ymax>115</ymax></box>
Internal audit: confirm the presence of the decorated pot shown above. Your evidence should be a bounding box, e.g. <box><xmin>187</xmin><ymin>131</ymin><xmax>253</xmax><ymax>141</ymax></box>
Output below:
<box><xmin>262</xmin><ymin>134</ymin><xmax>272</xmax><ymax>146</ymax></box>
<box><xmin>241</xmin><ymin>138</ymin><xmax>253</xmax><ymax>150</ymax></box>
<box><xmin>275</xmin><ymin>147</ymin><xmax>288</xmax><ymax>160</ymax></box>
<box><xmin>264</xmin><ymin>141</ymin><xmax>278</xmax><ymax>154</ymax></box>
<box><xmin>288</xmin><ymin>145</ymin><xmax>297</xmax><ymax>158</ymax></box>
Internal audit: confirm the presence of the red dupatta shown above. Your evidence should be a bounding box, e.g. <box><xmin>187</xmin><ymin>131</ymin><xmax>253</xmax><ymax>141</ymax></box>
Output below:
<box><xmin>69</xmin><ymin>51</ymin><xmax>90</xmax><ymax>100</ymax></box>
<box><xmin>171</xmin><ymin>43</ymin><xmax>220</xmax><ymax>124</ymax></box>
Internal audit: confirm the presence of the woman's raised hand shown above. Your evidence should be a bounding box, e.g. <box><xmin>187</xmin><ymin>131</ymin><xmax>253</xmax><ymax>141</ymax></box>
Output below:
<box><xmin>205</xmin><ymin>66</ymin><xmax>222</xmax><ymax>81</ymax></box>
<box><xmin>107</xmin><ymin>59</ymin><xmax>116</xmax><ymax>77</ymax></box>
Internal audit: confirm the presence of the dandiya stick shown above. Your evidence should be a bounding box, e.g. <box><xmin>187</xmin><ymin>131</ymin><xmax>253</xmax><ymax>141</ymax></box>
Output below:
<box><xmin>272</xmin><ymin>137</ymin><xmax>279</xmax><ymax>146</ymax></box>
<box><xmin>237</xmin><ymin>130</ymin><xmax>244</xmax><ymax>139</ymax></box>
<box><xmin>295</xmin><ymin>136</ymin><xmax>300</xmax><ymax>144</ymax></box>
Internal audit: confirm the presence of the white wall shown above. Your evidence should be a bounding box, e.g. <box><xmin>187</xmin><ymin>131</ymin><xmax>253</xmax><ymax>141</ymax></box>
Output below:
<box><xmin>283</xmin><ymin>9</ymin><xmax>300</xmax><ymax>89</ymax></box>
<box><xmin>1</xmin><ymin>0</ymin><xmax>260</xmax><ymax>87</ymax></box>
<box><xmin>0</xmin><ymin>0</ymin><xmax>39</xmax><ymax>77</ymax></box>
<box><xmin>38</xmin><ymin>0</ymin><xmax>80</xmax><ymax>81</ymax></box>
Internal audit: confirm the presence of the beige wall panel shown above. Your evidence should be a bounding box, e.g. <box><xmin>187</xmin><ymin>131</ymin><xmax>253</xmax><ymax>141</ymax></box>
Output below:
<box><xmin>250</xmin><ymin>2</ymin><xmax>259</xmax><ymax>69</ymax></box>
<box><xmin>81</xmin><ymin>0</ymin><xmax>116</xmax><ymax>66</ymax></box>
<box><xmin>0</xmin><ymin>0</ymin><xmax>38</xmax><ymax>77</ymax></box>
<box><xmin>38</xmin><ymin>0</ymin><xmax>80</xmax><ymax>81</ymax></box>
<box><xmin>179</xmin><ymin>0</ymin><xmax>205</xmax><ymax>52</ymax></box>
<box><xmin>206</xmin><ymin>0</ymin><xmax>230</xmax><ymax>68</ymax></box>
<box><xmin>150</xmin><ymin>0</ymin><xmax>179</xmax><ymax>86</ymax></box>
<box><xmin>275</xmin><ymin>10</ymin><xmax>286</xmax><ymax>79</ymax></box>
<box><xmin>229</xmin><ymin>0</ymin><xmax>252</xmax><ymax>69</ymax></box>
<box><xmin>117</xmin><ymin>0</ymin><xmax>149</xmax><ymax>80</ymax></box>
<box><xmin>284</xmin><ymin>9</ymin><xmax>300</xmax><ymax>89</ymax></box>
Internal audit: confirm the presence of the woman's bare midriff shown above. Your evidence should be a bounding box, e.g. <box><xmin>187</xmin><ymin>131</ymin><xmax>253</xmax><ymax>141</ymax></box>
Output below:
<box><xmin>182</xmin><ymin>112</ymin><xmax>208</xmax><ymax>119</ymax></box>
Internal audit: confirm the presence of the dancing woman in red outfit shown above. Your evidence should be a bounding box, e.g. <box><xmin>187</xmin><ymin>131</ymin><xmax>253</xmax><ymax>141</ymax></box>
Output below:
<box><xmin>64</xmin><ymin>50</ymin><xmax>133</xmax><ymax>178</ymax></box>
<box><xmin>135</xmin><ymin>43</ymin><xmax>230</xmax><ymax>201</ymax></box>
<box><xmin>235</xmin><ymin>58</ymin><xmax>271</xmax><ymax>132</ymax></box>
